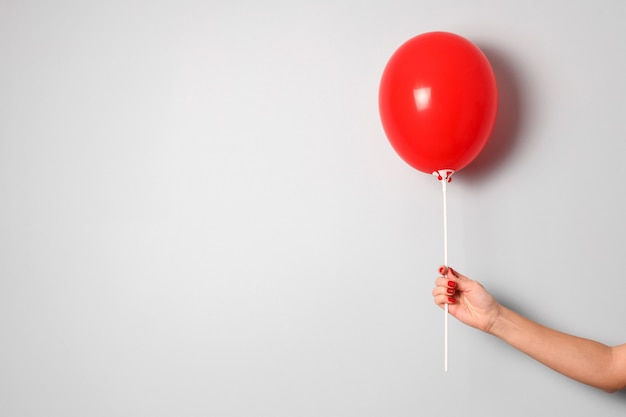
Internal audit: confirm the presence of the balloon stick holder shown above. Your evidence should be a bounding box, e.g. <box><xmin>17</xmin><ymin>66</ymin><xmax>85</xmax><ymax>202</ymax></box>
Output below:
<box><xmin>433</xmin><ymin>169</ymin><xmax>454</xmax><ymax>372</ymax></box>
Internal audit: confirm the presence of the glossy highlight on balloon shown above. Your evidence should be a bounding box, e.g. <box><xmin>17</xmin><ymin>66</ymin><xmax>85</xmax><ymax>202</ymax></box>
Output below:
<box><xmin>379</xmin><ymin>32</ymin><xmax>498</xmax><ymax>174</ymax></box>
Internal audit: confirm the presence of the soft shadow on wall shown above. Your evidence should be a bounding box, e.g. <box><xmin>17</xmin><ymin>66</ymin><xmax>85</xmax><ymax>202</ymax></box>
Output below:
<box><xmin>459</xmin><ymin>46</ymin><xmax>524</xmax><ymax>182</ymax></box>
<box><xmin>460</xmin><ymin>47</ymin><xmax>626</xmax><ymax>402</ymax></box>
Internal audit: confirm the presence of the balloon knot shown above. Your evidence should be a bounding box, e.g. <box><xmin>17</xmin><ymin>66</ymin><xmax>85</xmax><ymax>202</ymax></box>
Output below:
<box><xmin>433</xmin><ymin>170</ymin><xmax>455</xmax><ymax>183</ymax></box>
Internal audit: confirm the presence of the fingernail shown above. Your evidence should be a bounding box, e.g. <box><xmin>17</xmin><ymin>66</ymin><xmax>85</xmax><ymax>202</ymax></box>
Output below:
<box><xmin>448</xmin><ymin>280</ymin><xmax>456</xmax><ymax>288</ymax></box>
<box><xmin>446</xmin><ymin>288</ymin><xmax>455</xmax><ymax>295</ymax></box>
<box><xmin>448</xmin><ymin>297</ymin><xmax>455</xmax><ymax>303</ymax></box>
<box><xmin>439</xmin><ymin>266</ymin><xmax>445</xmax><ymax>274</ymax></box>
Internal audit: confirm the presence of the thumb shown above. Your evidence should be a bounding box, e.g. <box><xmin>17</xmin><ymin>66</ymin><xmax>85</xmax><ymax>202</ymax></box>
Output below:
<box><xmin>447</xmin><ymin>267</ymin><xmax>474</xmax><ymax>291</ymax></box>
<box><xmin>438</xmin><ymin>265</ymin><xmax>462</xmax><ymax>278</ymax></box>
<box><xmin>445</xmin><ymin>266</ymin><xmax>472</xmax><ymax>290</ymax></box>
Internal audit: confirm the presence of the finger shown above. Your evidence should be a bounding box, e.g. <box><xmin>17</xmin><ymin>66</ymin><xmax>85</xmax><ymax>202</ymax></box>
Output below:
<box><xmin>432</xmin><ymin>285</ymin><xmax>455</xmax><ymax>297</ymax></box>
<box><xmin>447</xmin><ymin>267</ymin><xmax>474</xmax><ymax>292</ymax></box>
<box><xmin>433</xmin><ymin>293</ymin><xmax>456</xmax><ymax>307</ymax></box>
<box><xmin>438</xmin><ymin>265</ymin><xmax>465</xmax><ymax>282</ymax></box>
<box><xmin>434</xmin><ymin>276</ymin><xmax>457</xmax><ymax>290</ymax></box>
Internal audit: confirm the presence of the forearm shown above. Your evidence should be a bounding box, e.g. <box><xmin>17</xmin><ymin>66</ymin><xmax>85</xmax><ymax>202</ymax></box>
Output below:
<box><xmin>489</xmin><ymin>306</ymin><xmax>621</xmax><ymax>392</ymax></box>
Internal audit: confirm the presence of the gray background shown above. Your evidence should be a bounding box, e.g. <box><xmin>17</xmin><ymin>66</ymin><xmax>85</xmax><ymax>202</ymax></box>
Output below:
<box><xmin>1</xmin><ymin>0</ymin><xmax>625</xmax><ymax>415</ymax></box>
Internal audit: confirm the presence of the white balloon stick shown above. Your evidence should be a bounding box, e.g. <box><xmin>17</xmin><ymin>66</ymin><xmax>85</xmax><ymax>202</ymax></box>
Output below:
<box><xmin>433</xmin><ymin>169</ymin><xmax>454</xmax><ymax>372</ymax></box>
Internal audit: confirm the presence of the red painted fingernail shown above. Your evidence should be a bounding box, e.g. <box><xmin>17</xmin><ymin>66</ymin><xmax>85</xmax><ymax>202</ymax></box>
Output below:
<box><xmin>448</xmin><ymin>280</ymin><xmax>456</xmax><ymax>288</ymax></box>
<box><xmin>448</xmin><ymin>297</ymin><xmax>455</xmax><ymax>303</ymax></box>
<box><xmin>439</xmin><ymin>266</ymin><xmax>445</xmax><ymax>274</ymax></box>
<box><xmin>446</xmin><ymin>288</ymin><xmax>454</xmax><ymax>295</ymax></box>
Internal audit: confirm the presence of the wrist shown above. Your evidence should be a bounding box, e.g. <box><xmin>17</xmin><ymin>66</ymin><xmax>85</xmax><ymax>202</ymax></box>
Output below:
<box><xmin>485</xmin><ymin>303</ymin><xmax>507</xmax><ymax>336</ymax></box>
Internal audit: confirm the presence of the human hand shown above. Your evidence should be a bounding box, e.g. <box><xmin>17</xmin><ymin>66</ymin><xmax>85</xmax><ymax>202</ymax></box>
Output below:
<box><xmin>432</xmin><ymin>266</ymin><xmax>502</xmax><ymax>333</ymax></box>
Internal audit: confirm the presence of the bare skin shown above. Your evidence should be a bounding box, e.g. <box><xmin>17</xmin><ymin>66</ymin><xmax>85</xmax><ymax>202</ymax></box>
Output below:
<box><xmin>432</xmin><ymin>266</ymin><xmax>626</xmax><ymax>393</ymax></box>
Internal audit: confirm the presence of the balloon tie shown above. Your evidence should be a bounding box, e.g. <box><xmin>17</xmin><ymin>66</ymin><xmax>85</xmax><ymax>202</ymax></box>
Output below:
<box><xmin>433</xmin><ymin>169</ymin><xmax>454</xmax><ymax>372</ymax></box>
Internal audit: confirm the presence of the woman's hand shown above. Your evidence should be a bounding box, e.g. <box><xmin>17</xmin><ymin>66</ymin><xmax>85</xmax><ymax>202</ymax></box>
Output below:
<box><xmin>432</xmin><ymin>265</ymin><xmax>626</xmax><ymax>392</ymax></box>
<box><xmin>432</xmin><ymin>266</ymin><xmax>502</xmax><ymax>333</ymax></box>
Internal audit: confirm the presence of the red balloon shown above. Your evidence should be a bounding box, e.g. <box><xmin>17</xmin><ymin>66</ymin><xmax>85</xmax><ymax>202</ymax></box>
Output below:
<box><xmin>379</xmin><ymin>32</ymin><xmax>498</xmax><ymax>175</ymax></box>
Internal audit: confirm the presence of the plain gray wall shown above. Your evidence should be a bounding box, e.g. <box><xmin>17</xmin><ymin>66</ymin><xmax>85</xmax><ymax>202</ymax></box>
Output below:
<box><xmin>1</xmin><ymin>0</ymin><xmax>625</xmax><ymax>415</ymax></box>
